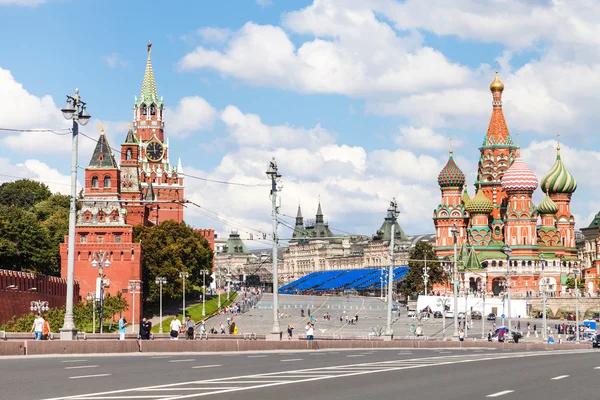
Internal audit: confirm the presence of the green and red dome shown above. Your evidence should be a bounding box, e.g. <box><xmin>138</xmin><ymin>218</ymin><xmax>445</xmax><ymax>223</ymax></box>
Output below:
<box><xmin>438</xmin><ymin>152</ymin><xmax>466</xmax><ymax>188</ymax></box>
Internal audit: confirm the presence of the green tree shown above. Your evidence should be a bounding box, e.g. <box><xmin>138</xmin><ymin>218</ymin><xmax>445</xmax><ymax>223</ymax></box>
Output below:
<box><xmin>565</xmin><ymin>277</ymin><xmax>585</xmax><ymax>291</ymax></box>
<box><xmin>402</xmin><ymin>241</ymin><xmax>446</xmax><ymax>295</ymax></box>
<box><xmin>0</xmin><ymin>205</ymin><xmax>52</xmax><ymax>274</ymax></box>
<box><xmin>0</xmin><ymin>179</ymin><xmax>51</xmax><ymax>209</ymax></box>
<box><xmin>134</xmin><ymin>221</ymin><xmax>213</xmax><ymax>306</ymax></box>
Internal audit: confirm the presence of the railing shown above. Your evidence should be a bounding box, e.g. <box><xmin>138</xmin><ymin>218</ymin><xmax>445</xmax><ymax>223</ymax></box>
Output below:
<box><xmin>0</xmin><ymin>331</ymin><xmax>5</xmax><ymax>340</ymax></box>
<box><xmin>77</xmin><ymin>332</ymin><xmax>86</xmax><ymax>340</ymax></box>
<box><xmin>242</xmin><ymin>333</ymin><xmax>257</xmax><ymax>340</ymax></box>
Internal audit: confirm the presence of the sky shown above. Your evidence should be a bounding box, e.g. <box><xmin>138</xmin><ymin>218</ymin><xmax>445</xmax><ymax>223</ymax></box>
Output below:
<box><xmin>1</xmin><ymin>0</ymin><xmax>600</xmax><ymax>248</ymax></box>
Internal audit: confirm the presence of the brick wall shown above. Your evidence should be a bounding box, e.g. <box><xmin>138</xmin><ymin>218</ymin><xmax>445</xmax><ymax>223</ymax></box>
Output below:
<box><xmin>0</xmin><ymin>269</ymin><xmax>80</xmax><ymax>325</ymax></box>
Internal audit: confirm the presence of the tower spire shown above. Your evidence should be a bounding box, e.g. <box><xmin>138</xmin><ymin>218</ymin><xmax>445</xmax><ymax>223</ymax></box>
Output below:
<box><xmin>141</xmin><ymin>41</ymin><xmax>158</xmax><ymax>102</ymax></box>
<box><xmin>483</xmin><ymin>71</ymin><xmax>512</xmax><ymax>147</ymax></box>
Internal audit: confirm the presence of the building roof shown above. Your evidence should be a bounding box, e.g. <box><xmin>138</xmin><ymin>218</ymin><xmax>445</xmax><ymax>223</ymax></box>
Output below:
<box><xmin>438</xmin><ymin>151</ymin><xmax>466</xmax><ymax>188</ymax></box>
<box><xmin>137</xmin><ymin>41</ymin><xmax>162</xmax><ymax>107</ymax></box>
<box><xmin>88</xmin><ymin>129</ymin><xmax>118</xmax><ymax>169</ymax></box>
<box><xmin>537</xmin><ymin>191</ymin><xmax>559</xmax><ymax>215</ymax></box>
<box><xmin>482</xmin><ymin>72</ymin><xmax>513</xmax><ymax>147</ymax></box>
<box><xmin>124</xmin><ymin>125</ymin><xmax>137</xmax><ymax>144</ymax></box>
<box><xmin>501</xmin><ymin>149</ymin><xmax>538</xmax><ymax>192</ymax></box>
<box><xmin>540</xmin><ymin>146</ymin><xmax>577</xmax><ymax>194</ymax></box>
<box><xmin>223</xmin><ymin>231</ymin><xmax>250</xmax><ymax>255</ymax></box>
<box><xmin>465</xmin><ymin>186</ymin><xmax>493</xmax><ymax>214</ymax></box>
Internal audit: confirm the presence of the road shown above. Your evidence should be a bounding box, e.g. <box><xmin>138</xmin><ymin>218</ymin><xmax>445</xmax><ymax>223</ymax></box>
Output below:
<box><xmin>1</xmin><ymin>348</ymin><xmax>598</xmax><ymax>399</ymax></box>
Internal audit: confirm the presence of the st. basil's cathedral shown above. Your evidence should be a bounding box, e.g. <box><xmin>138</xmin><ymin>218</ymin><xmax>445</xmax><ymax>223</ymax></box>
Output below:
<box><xmin>432</xmin><ymin>72</ymin><xmax>588</xmax><ymax>297</ymax></box>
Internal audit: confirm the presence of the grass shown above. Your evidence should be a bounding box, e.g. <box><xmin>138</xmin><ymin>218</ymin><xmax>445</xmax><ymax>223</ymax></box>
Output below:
<box><xmin>151</xmin><ymin>292</ymin><xmax>238</xmax><ymax>333</ymax></box>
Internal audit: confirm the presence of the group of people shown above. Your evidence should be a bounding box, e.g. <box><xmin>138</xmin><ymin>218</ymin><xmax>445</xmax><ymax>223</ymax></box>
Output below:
<box><xmin>29</xmin><ymin>314</ymin><xmax>51</xmax><ymax>340</ymax></box>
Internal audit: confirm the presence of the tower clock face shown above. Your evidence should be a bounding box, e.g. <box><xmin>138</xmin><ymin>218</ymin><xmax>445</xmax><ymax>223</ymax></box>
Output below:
<box><xmin>146</xmin><ymin>140</ymin><xmax>164</xmax><ymax>162</ymax></box>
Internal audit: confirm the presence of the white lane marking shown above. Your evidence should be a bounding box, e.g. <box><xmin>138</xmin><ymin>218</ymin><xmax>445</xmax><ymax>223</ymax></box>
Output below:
<box><xmin>551</xmin><ymin>375</ymin><xmax>569</xmax><ymax>380</ymax></box>
<box><xmin>595</xmin><ymin>366</ymin><xmax>600</xmax><ymax>370</ymax></box>
<box><xmin>151</xmin><ymin>356</ymin><xmax>172</xmax><ymax>359</ymax></box>
<box><xmin>64</xmin><ymin>365</ymin><xmax>98</xmax><ymax>370</ymax></box>
<box><xmin>280</xmin><ymin>358</ymin><xmax>303</xmax><ymax>362</ymax></box>
<box><xmin>309</xmin><ymin>353</ymin><xmax>327</xmax><ymax>355</ymax></box>
<box><xmin>169</xmin><ymin>359</ymin><xmax>196</xmax><ymax>363</ymax></box>
<box><xmin>43</xmin><ymin>349</ymin><xmax>589</xmax><ymax>400</ymax></box>
<box><xmin>397</xmin><ymin>352</ymin><xmax>412</xmax><ymax>355</ymax></box>
<box><xmin>192</xmin><ymin>364</ymin><xmax>222</xmax><ymax>369</ymax></box>
<box><xmin>248</xmin><ymin>355</ymin><xmax>268</xmax><ymax>358</ymax></box>
<box><xmin>486</xmin><ymin>390</ymin><xmax>514</xmax><ymax>397</ymax></box>
<box><xmin>61</xmin><ymin>360</ymin><xmax>88</xmax><ymax>363</ymax></box>
<box><xmin>346</xmin><ymin>354</ymin><xmax>364</xmax><ymax>357</ymax></box>
<box><xmin>68</xmin><ymin>373</ymin><xmax>111</xmax><ymax>380</ymax></box>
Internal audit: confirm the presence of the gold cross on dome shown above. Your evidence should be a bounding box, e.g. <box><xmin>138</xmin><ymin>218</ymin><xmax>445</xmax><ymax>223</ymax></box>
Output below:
<box><xmin>449</xmin><ymin>137</ymin><xmax>453</xmax><ymax>154</ymax></box>
<box><xmin>495</xmin><ymin>60</ymin><xmax>499</xmax><ymax>73</ymax></box>
<box><xmin>98</xmin><ymin>124</ymin><xmax>104</xmax><ymax>134</ymax></box>
<box><xmin>556</xmin><ymin>133</ymin><xmax>561</xmax><ymax>149</ymax></box>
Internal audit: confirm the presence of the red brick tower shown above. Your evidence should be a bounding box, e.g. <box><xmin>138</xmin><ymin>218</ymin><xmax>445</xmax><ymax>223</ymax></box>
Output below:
<box><xmin>60</xmin><ymin>127</ymin><xmax>142</xmax><ymax>325</ymax></box>
<box><xmin>131</xmin><ymin>41</ymin><xmax>184</xmax><ymax>225</ymax></box>
<box><xmin>477</xmin><ymin>72</ymin><xmax>517</xmax><ymax>241</ymax></box>
<box><xmin>120</xmin><ymin>124</ymin><xmax>146</xmax><ymax>226</ymax></box>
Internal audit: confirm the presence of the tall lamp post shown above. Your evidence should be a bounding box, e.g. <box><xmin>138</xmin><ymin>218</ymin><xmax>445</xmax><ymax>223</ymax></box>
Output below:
<box><xmin>384</xmin><ymin>199</ymin><xmax>399</xmax><ymax>339</ymax></box>
<box><xmin>450</xmin><ymin>223</ymin><xmax>459</xmax><ymax>339</ymax></box>
<box><xmin>128</xmin><ymin>280</ymin><xmax>141</xmax><ymax>334</ymax></box>
<box><xmin>422</xmin><ymin>255</ymin><xmax>429</xmax><ymax>296</ymax></box>
<box><xmin>155</xmin><ymin>277</ymin><xmax>167</xmax><ymax>334</ymax></box>
<box><xmin>478</xmin><ymin>278</ymin><xmax>487</xmax><ymax>339</ymax></box>
<box><xmin>91</xmin><ymin>251</ymin><xmax>111</xmax><ymax>334</ymax></box>
<box><xmin>539</xmin><ymin>254</ymin><xmax>547</xmax><ymax>339</ymax></box>
<box><xmin>85</xmin><ymin>293</ymin><xmax>96</xmax><ymax>334</ymax></box>
<box><xmin>502</xmin><ymin>245</ymin><xmax>512</xmax><ymax>331</ymax></box>
<box><xmin>179</xmin><ymin>272</ymin><xmax>189</xmax><ymax>321</ymax></box>
<box><xmin>59</xmin><ymin>88</ymin><xmax>91</xmax><ymax>340</ymax></box>
<box><xmin>266</xmin><ymin>158</ymin><xmax>282</xmax><ymax>340</ymax></box>
<box><xmin>200</xmin><ymin>270</ymin><xmax>208</xmax><ymax>317</ymax></box>
<box><xmin>573</xmin><ymin>263</ymin><xmax>581</xmax><ymax>342</ymax></box>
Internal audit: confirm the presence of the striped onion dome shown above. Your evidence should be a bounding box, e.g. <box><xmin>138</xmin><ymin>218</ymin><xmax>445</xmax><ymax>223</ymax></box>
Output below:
<box><xmin>537</xmin><ymin>191</ymin><xmax>559</xmax><ymax>215</ymax></box>
<box><xmin>438</xmin><ymin>152</ymin><xmax>466</xmax><ymax>188</ymax></box>
<box><xmin>466</xmin><ymin>186</ymin><xmax>493</xmax><ymax>214</ymax></box>
<box><xmin>501</xmin><ymin>149</ymin><xmax>538</xmax><ymax>192</ymax></box>
<box><xmin>540</xmin><ymin>147</ymin><xmax>577</xmax><ymax>194</ymax></box>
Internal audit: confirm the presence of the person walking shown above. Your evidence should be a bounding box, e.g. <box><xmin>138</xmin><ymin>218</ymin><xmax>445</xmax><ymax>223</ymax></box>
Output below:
<box><xmin>30</xmin><ymin>314</ymin><xmax>44</xmax><ymax>340</ymax></box>
<box><xmin>185</xmin><ymin>315</ymin><xmax>195</xmax><ymax>340</ymax></box>
<box><xmin>169</xmin><ymin>315</ymin><xmax>182</xmax><ymax>340</ymax></box>
<box><xmin>118</xmin><ymin>316</ymin><xmax>127</xmax><ymax>340</ymax></box>
<box><xmin>287</xmin><ymin>324</ymin><xmax>294</xmax><ymax>340</ymax></box>
<box><xmin>305</xmin><ymin>322</ymin><xmax>314</xmax><ymax>341</ymax></box>
<box><xmin>42</xmin><ymin>316</ymin><xmax>50</xmax><ymax>340</ymax></box>
<box><xmin>140</xmin><ymin>317</ymin><xmax>152</xmax><ymax>340</ymax></box>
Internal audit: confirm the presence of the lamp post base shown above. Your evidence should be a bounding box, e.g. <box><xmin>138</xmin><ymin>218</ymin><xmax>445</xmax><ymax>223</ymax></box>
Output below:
<box><xmin>59</xmin><ymin>327</ymin><xmax>78</xmax><ymax>341</ymax></box>
<box><xmin>267</xmin><ymin>331</ymin><xmax>282</xmax><ymax>341</ymax></box>
<box><xmin>382</xmin><ymin>332</ymin><xmax>394</xmax><ymax>341</ymax></box>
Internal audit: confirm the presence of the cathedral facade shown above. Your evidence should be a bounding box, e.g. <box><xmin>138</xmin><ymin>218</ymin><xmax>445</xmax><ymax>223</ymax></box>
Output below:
<box><xmin>60</xmin><ymin>43</ymin><xmax>188</xmax><ymax>325</ymax></box>
<box><xmin>433</xmin><ymin>73</ymin><xmax>581</xmax><ymax>297</ymax></box>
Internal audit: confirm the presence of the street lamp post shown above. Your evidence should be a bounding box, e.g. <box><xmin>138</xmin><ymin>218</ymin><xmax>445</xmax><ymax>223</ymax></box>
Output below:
<box><xmin>30</xmin><ymin>300</ymin><xmax>49</xmax><ymax>314</ymax></box>
<box><xmin>127</xmin><ymin>280</ymin><xmax>141</xmax><ymax>334</ymax></box>
<box><xmin>91</xmin><ymin>251</ymin><xmax>111</xmax><ymax>334</ymax></box>
<box><xmin>502</xmin><ymin>245</ymin><xmax>512</xmax><ymax>331</ymax></box>
<box><xmin>573</xmin><ymin>263</ymin><xmax>580</xmax><ymax>342</ymax></box>
<box><xmin>423</xmin><ymin>256</ymin><xmax>429</xmax><ymax>296</ymax></box>
<box><xmin>200</xmin><ymin>270</ymin><xmax>208</xmax><ymax>317</ymax></box>
<box><xmin>179</xmin><ymin>272</ymin><xmax>189</xmax><ymax>321</ymax></box>
<box><xmin>266</xmin><ymin>158</ymin><xmax>282</xmax><ymax>340</ymax></box>
<box><xmin>155</xmin><ymin>277</ymin><xmax>167</xmax><ymax>334</ymax></box>
<box><xmin>479</xmin><ymin>278</ymin><xmax>487</xmax><ymax>339</ymax></box>
<box><xmin>437</xmin><ymin>297</ymin><xmax>450</xmax><ymax>340</ymax></box>
<box><xmin>450</xmin><ymin>223</ymin><xmax>459</xmax><ymax>339</ymax></box>
<box><xmin>59</xmin><ymin>88</ymin><xmax>91</xmax><ymax>340</ymax></box>
<box><xmin>85</xmin><ymin>293</ymin><xmax>96</xmax><ymax>334</ymax></box>
<box><xmin>384</xmin><ymin>199</ymin><xmax>400</xmax><ymax>338</ymax></box>
<box><xmin>539</xmin><ymin>254</ymin><xmax>547</xmax><ymax>339</ymax></box>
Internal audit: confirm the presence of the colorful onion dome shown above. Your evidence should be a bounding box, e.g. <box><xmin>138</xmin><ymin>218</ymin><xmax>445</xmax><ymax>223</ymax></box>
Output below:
<box><xmin>537</xmin><ymin>191</ymin><xmax>559</xmax><ymax>215</ymax></box>
<box><xmin>540</xmin><ymin>147</ymin><xmax>577</xmax><ymax>194</ymax></box>
<box><xmin>490</xmin><ymin>71</ymin><xmax>504</xmax><ymax>92</ymax></box>
<box><xmin>501</xmin><ymin>149</ymin><xmax>538</xmax><ymax>192</ymax></box>
<box><xmin>438</xmin><ymin>152</ymin><xmax>466</xmax><ymax>188</ymax></box>
<box><xmin>461</xmin><ymin>185</ymin><xmax>470</xmax><ymax>205</ymax></box>
<box><xmin>466</xmin><ymin>186</ymin><xmax>493</xmax><ymax>214</ymax></box>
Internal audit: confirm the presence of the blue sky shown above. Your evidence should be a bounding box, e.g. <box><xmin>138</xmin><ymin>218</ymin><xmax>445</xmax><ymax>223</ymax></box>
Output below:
<box><xmin>1</xmin><ymin>0</ymin><xmax>600</xmax><ymax>247</ymax></box>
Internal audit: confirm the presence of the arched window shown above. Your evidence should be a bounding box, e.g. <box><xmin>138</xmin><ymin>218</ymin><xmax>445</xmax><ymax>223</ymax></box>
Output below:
<box><xmin>104</xmin><ymin>176</ymin><xmax>111</xmax><ymax>188</ymax></box>
<box><xmin>126</xmin><ymin>149</ymin><xmax>132</xmax><ymax>160</ymax></box>
<box><xmin>499</xmin><ymin>261</ymin><xmax>503</xmax><ymax>267</ymax></box>
<box><xmin>92</xmin><ymin>176</ymin><xmax>99</xmax><ymax>188</ymax></box>
<box><xmin>491</xmin><ymin>261</ymin><xmax>497</xmax><ymax>267</ymax></box>
<box><xmin>150</xmin><ymin>104</ymin><xmax>156</xmax><ymax>116</ymax></box>
<box><xmin>141</xmin><ymin>104</ymin><xmax>147</xmax><ymax>115</ymax></box>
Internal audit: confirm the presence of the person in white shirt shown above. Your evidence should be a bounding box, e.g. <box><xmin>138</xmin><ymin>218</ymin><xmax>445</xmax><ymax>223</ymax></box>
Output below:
<box><xmin>30</xmin><ymin>314</ymin><xmax>44</xmax><ymax>340</ymax></box>
<box><xmin>169</xmin><ymin>315</ymin><xmax>182</xmax><ymax>340</ymax></box>
<box><xmin>305</xmin><ymin>322</ymin><xmax>314</xmax><ymax>341</ymax></box>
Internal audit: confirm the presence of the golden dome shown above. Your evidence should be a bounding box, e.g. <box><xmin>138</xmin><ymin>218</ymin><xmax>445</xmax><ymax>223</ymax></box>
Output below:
<box><xmin>490</xmin><ymin>71</ymin><xmax>504</xmax><ymax>92</ymax></box>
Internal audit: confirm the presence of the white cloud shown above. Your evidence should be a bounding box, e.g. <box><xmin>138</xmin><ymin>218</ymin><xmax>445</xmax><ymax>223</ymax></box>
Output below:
<box><xmin>197</xmin><ymin>27</ymin><xmax>231</xmax><ymax>43</ymax></box>
<box><xmin>395</xmin><ymin>126</ymin><xmax>462</xmax><ymax>152</ymax></box>
<box><xmin>165</xmin><ymin>96</ymin><xmax>217</xmax><ymax>138</ymax></box>
<box><xmin>0</xmin><ymin>0</ymin><xmax>45</xmax><ymax>6</ymax></box>
<box><xmin>0</xmin><ymin>157</ymin><xmax>77</xmax><ymax>194</ymax></box>
<box><xmin>102</xmin><ymin>53</ymin><xmax>128</xmax><ymax>69</ymax></box>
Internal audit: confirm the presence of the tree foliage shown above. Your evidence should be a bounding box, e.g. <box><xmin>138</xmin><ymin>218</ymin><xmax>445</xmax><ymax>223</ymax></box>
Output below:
<box><xmin>134</xmin><ymin>221</ymin><xmax>213</xmax><ymax>306</ymax></box>
<box><xmin>402</xmin><ymin>241</ymin><xmax>446</xmax><ymax>295</ymax></box>
<box><xmin>0</xmin><ymin>186</ymin><xmax>69</xmax><ymax>275</ymax></box>
<box><xmin>565</xmin><ymin>277</ymin><xmax>585</xmax><ymax>290</ymax></box>
<box><xmin>0</xmin><ymin>179</ymin><xmax>52</xmax><ymax>209</ymax></box>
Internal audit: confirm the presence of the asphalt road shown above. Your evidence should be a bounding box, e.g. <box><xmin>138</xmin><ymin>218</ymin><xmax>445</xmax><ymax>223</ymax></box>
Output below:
<box><xmin>1</xmin><ymin>347</ymin><xmax>598</xmax><ymax>400</ymax></box>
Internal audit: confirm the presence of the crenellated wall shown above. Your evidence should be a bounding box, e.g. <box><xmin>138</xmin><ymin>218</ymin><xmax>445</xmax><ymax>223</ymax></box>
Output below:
<box><xmin>0</xmin><ymin>269</ymin><xmax>80</xmax><ymax>325</ymax></box>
